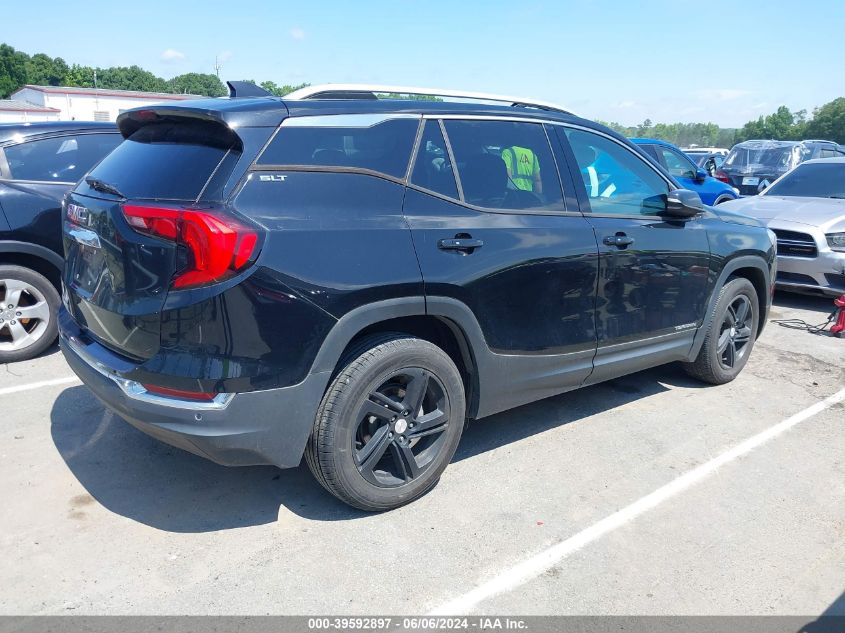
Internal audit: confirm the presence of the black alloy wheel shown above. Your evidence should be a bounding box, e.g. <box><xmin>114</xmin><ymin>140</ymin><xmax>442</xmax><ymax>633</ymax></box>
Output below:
<box><xmin>717</xmin><ymin>294</ymin><xmax>753</xmax><ymax>370</ymax></box>
<box><xmin>354</xmin><ymin>368</ymin><xmax>451</xmax><ymax>487</ymax></box>
<box><xmin>305</xmin><ymin>334</ymin><xmax>466</xmax><ymax>511</ymax></box>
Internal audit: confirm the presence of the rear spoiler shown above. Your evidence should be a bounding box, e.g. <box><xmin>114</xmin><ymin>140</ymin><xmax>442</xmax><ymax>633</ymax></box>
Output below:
<box><xmin>226</xmin><ymin>81</ymin><xmax>274</xmax><ymax>98</ymax></box>
<box><xmin>116</xmin><ymin>99</ymin><xmax>288</xmax><ymax>137</ymax></box>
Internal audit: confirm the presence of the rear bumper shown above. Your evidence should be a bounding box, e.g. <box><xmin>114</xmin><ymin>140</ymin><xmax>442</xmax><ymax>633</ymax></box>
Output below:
<box><xmin>59</xmin><ymin>309</ymin><xmax>329</xmax><ymax>468</ymax></box>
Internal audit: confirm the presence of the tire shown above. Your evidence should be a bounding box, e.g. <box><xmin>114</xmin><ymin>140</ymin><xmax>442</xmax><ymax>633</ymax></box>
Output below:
<box><xmin>0</xmin><ymin>265</ymin><xmax>60</xmax><ymax>363</ymax></box>
<box><xmin>683</xmin><ymin>277</ymin><xmax>759</xmax><ymax>385</ymax></box>
<box><xmin>713</xmin><ymin>195</ymin><xmax>733</xmax><ymax>205</ymax></box>
<box><xmin>305</xmin><ymin>334</ymin><xmax>466</xmax><ymax>511</ymax></box>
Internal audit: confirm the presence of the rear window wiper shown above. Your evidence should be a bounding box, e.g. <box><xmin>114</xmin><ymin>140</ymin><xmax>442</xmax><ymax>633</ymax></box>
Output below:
<box><xmin>85</xmin><ymin>177</ymin><xmax>125</xmax><ymax>199</ymax></box>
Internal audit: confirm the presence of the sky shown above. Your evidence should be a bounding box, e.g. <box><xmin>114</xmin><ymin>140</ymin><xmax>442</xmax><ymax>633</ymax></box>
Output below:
<box><xmin>4</xmin><ymin>0</ymin><xmax>844</xmax><ymax>128</ymax></box>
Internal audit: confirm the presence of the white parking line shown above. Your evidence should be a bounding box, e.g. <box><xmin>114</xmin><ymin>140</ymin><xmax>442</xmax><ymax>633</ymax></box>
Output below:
<box><xmin>0</xmin><ymin>375</ymin><xmax>81</xmax><ymax>397</ymax></box>
<box><xmin>429</xmin><ymin>386</ymin><xmax>845</xmax><ymax>615</ymax></box>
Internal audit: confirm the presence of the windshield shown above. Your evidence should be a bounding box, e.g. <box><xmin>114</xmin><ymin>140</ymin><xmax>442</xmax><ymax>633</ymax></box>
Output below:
<box><xmin>724</xmin><ymin>145</ymin><xmax>795</xmax><ymax>171</ymax></box>
<box><xmin>764</xmin><ymin>162</ymin><xmax>845</xmax><ymax>198</ymax></box>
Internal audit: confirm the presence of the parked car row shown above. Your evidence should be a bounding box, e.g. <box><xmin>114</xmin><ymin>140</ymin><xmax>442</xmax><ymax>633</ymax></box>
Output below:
<box><xmin>631</xmin><ymin>138</ymin><xmax>738</xmax><ymax>205</ymax></box>
<box><xmin>715</xmin><ymin>139</ymin><xmax>845</xmax><ymax>196</ymax></box>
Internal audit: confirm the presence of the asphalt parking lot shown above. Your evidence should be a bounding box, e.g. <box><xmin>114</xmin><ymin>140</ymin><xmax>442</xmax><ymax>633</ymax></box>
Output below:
<box><xmin>1</xmin><ymin>292</ymin><xmax>843</xmax><ymax>617</ymax></box>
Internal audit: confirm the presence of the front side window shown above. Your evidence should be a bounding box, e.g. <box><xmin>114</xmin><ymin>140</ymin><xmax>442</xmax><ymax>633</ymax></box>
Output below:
<box><xmin>660</xmin><ymin>147</ymin><xmax>696</xmax><ymax>179</ymax></box>
<box><xmin>443</xmin><ymin>119</ymin><xmax>564</xmax><ymax>211</ymax></box>
<box><xmin>563</xmin><ymin>128</ymin><xmax>670</xmax><ymax>216</ymax></box>
<box><xmin>257</xmin><ymin>114</ymin><xmax>420</xmax><ymax>179</ymax></box>
<box><xmin>4</xmin><ymin>133</ymin><xmax>122</xmax><ymax>182</ymax></box>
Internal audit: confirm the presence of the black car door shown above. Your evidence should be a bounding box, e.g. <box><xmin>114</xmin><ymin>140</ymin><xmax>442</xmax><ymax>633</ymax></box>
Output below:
<box><xmin>403</xmin><ymin>117</ymin><xmax>599</xmax><ymax>417</ymax></box>
<box><xmin>0</xmin><ymin>132</ymin><xmax>122</xmax><ymax>256</ymax></box>
<box><xmin>554</xmin><ymin>126</ymin><xmax>711</xmax><ymax>385</ymax></box>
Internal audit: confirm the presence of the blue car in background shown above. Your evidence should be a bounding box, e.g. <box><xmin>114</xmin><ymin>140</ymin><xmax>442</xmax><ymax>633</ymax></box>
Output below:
<box><xmin>631</xmin><ymin>138</ymin><xmax>739</xmax><ymax>205</ymax></box>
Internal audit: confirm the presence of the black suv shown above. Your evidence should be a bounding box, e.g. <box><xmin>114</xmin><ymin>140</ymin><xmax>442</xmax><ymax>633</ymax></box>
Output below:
<box><xmin>59</xmin><ymin>87</ymin><xmax>776</xmax><ymax>510</ymax></box>
<box><xmin>0</xmin><ymin>121</ymin><xmax>120</xmax><ymax>362</ymax></box>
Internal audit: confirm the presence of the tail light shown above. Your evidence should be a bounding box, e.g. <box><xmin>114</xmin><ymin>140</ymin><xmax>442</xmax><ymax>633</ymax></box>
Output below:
<box><xmin>123</xmin><ymin>204</ymin><xmax>260</xmax><ymax>289</ymax></box>
<box><xmin>715</xmin><ymin>170</ymin><xmax>730</xmax><ymax>184</ymax></box>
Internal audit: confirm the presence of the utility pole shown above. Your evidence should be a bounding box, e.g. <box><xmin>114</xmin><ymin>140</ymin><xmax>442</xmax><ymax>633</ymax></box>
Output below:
<box><xmin>93</xmin><ymin>69</ymin><xmax>98</xmax><ymax>89</ymax></box>
<box><xmin>214</xmin><ymin>56</ymin><xmax>222</xmax><ymax>78</ymax></box>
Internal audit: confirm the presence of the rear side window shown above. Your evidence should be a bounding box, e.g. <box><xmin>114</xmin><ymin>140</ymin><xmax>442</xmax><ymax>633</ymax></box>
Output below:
<box><xmin>443</xmin><ymin>119</ymin><xmax>564</xmax><ymax>211</ymax></box>
<box><xmin>410</xmin><ymin>120</ymin><xmax>459</xmax><ymax>199</ymax></box>
<box><xmin>258</xmin><ymin>114</ymin><xmax>420</xmax><ymax>179</ymax></box>
<box><xmin>4</xmin><ymin>133</ymin><xmax>121</xmax><ymax>182</ymax></box>
<box><xmin>84</xmin><ymin>121</ymin><xmax>238</xmax><ymax>201</ymax></box>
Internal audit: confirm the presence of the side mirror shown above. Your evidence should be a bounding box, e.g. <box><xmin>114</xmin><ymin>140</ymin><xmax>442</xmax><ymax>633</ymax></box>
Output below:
<box><xmin>694</xmin><ymin>167</ymin><xmax>708</xmax><ymax>182</ymax></box>
<box><xmin>666</xmin><ymin>188</ymin><xmax>704</xmax><ymax>218</ymax></box>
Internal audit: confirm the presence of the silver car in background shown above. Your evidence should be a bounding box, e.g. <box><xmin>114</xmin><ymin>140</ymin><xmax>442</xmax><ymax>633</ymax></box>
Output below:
<box><xmin>719</xmin><ymin>157</ymin><xmax>845</xmax><ymax>297</ymax></box>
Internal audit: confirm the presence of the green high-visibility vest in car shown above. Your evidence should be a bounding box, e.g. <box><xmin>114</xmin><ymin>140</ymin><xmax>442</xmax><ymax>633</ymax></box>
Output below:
<box><xmin>502</xmin><ymin>145</ymin><xmax>540</xmax><ymax>191</ymax></box>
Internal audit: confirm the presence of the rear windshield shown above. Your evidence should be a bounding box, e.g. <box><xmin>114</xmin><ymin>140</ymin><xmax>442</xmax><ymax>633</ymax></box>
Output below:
<box><xmin>83</xmin><ymin>121</ymin><xmax>238</xmax><ymax>200</ymax></box>
<box><xmin>764</xmin><ymin>162</ymin><xmax>845</xmax><ymax>198</ymax></box>
<box><xmin>724</xmin><ymin>145</ymin><xmax>795</xmax><ymax>171</ymax></box>
<box><xmin>257</xmin><ymin>115</ymin><xmax>420</xmax><ymax>179</ymax></box>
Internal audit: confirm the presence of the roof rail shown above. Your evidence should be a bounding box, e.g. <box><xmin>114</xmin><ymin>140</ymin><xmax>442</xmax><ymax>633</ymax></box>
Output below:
<box><xmin>802</xmin><ymin>139</ymin><xmax>838</xmax><ymax>145</ymax></box>
<box><xmin>282</xmin><ymin>83</ymin><xmax>575</xmax><ymax>115</ymax></box>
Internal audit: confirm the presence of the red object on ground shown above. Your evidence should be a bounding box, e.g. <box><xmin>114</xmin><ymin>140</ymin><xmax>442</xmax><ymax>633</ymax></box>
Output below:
<box><xmin>831</xmin><ymin>294</ymin><xmax>845</xmax><ymax>337</ymax></box>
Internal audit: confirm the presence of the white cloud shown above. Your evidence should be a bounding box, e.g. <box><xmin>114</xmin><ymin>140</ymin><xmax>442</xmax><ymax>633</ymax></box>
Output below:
<box><xmin>217</xmin><ymin>50</ymin><xmax>233</xmax><ymax>63</ymax></box>
<box><xmin>694</xmin><ymin>88</ymin><xmax>752</xmax><ymax>102</ymax></box>
<box><xmin>160</xmin><ymin>48</ymin><xmax>186</xmax><ymax>62</ymax></box>
<box><xmin>615</xmin><ymin>100</ymin><xmax>637</xmax><ymax>109</ymax></box>
<box><xmin>289</xmin><ymin>27</ymin><xmax>306</xmax><ymax>41</ymax></box>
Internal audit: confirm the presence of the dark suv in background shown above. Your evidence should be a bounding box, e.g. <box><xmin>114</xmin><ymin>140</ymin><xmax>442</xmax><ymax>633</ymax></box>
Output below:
<box><xmin>0</xmin><ymin>122</ymin><xmax>120</xmax><ymax>362</ymax></box>
<box><xmin>59</xmin><ymin>85</ymin><xmax>776</xmax><ymax>510</ymax></box>
<box><xmin>717</xmin><ymin>139</ymin><xmax>845</xmax><ymax>196</ymax></box>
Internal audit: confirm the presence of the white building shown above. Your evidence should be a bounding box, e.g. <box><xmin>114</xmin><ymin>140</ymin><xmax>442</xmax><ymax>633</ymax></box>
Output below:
<box><xmin>0</xmin><ymin>99</ymin><xmax>61</xmax><ymax>123</ymax></box>
<box><xmin>10</xmin><ymin>85</ymin><xmax>203</xmax><ymax>122</ymax></box>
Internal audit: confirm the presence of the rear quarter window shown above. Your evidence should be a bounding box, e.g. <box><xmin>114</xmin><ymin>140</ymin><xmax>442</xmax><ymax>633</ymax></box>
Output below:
<box><xmin>256</xmin><ymin>114</ymin><xmax>420</xmax><ymax>179</ymax></box>
<box><xmin>83</xmin><ymin>120</ymin><xmax>239</xmax><ymax>201</ymax></box>
<box><xmin>4</xmin><ymin>133</ymin><xmax>121</xmax><ymax>182</ymax></box>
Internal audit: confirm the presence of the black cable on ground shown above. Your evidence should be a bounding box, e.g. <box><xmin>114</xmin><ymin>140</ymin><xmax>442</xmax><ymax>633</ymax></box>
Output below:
<box><xmin>772</xmin><ymin>312</ymin><xmax>837</xmax><ymax>335</ymax></box>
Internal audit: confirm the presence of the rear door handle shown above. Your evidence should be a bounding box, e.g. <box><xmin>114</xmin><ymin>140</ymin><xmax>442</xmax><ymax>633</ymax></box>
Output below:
<box><xmin>602</xmin><ymin>234</ymin><xmax>634</xmax><ymax>248</ymax></box>
<box><xmin>438</xmin><ymin>238</ymin><xmax>484</xmax><ymax>252</ymax></box>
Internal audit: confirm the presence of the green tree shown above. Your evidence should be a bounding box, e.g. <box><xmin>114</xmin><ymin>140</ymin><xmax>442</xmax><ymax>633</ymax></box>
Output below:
<box><xmin>0</xmin><ymin>43</ymin><xmax>29</xmax><ymax>98</ymax></box>
<box><xmin>64</xmin><ymin>64</ymin><xmax>96</xmax><ymax>88</ymax></box>
<box><xmin>804</xmin><ymin>98</ymin><xmax>845</xmax><ymax>144</ymax></box>
<box><xmin>168</xmin><ymin>72</ymin><xmax>226</xmax><ymax>97</ymax></box>
<box><xmin>259</xmin><ymin>80</ymin><xmax>310</xmax><ymax>96</ymax></box>
<box><xmin>735</xmin><ymin>105</ymin><xmax>805</xmax><ymax>143</ymax></box>
<box><xmin>95</xmin><ymin>65</ymin><xmax>168</xmax><ymax>92</ymax></box>
<box><xmin>25</xmin><ymin>53</ymin><xmax>69</xmax><ymax>86</ymax></box>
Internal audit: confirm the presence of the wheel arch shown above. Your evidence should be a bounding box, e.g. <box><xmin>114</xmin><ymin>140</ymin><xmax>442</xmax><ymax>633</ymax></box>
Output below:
<box><xmin>689</xmin><ymin>256</ymin><xmax>772</xmax><ymax>359</ymax></box>
<box><xmin>0</xmin><ymin>241</ymin><xmax>63</xmax><ymax>290</ymax></box>
<box><xmin>308</xmin><ymin>297</ymin><xmax>485</xmax><ymax>419</ymax></box>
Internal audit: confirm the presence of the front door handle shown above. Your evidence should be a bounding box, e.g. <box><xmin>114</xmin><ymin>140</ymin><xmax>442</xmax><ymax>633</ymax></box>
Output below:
<box><xmin>603</xmin><ymin>234</ymin><xmax>634</xmax><ymax>248</ymax></box>
<box><xmin>438</xmin><ymin>237</ymin><xmax>484</xmax><ymax>252</ymax></box>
